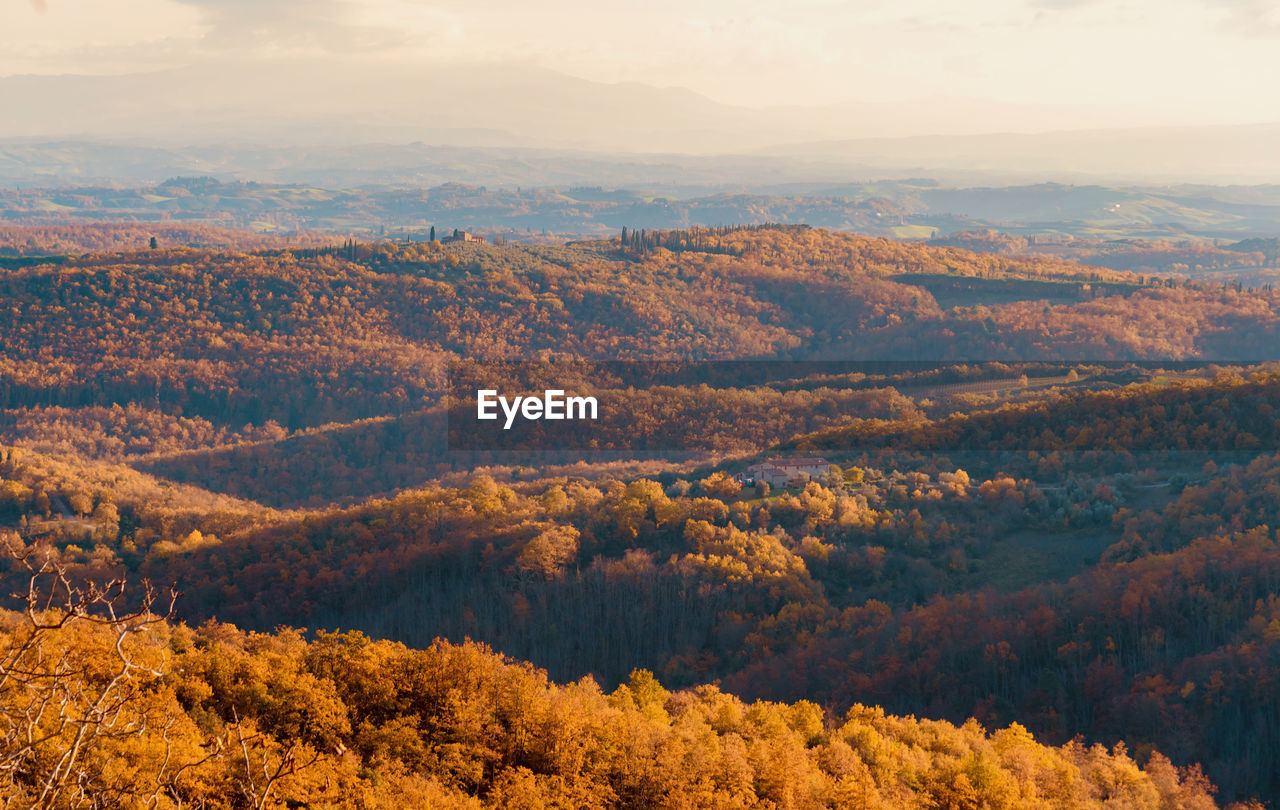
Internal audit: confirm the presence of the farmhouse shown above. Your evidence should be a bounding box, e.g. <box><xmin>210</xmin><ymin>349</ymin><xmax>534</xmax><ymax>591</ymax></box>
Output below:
<box><xmin>738</xmin><ymin>457</ymin><xmax>832</xmax><ymax>487</ymax></box>
<box><xmin>441</xmin><ymin>228</ymin><xmax>485</xmax><ymax>244</ymax></box>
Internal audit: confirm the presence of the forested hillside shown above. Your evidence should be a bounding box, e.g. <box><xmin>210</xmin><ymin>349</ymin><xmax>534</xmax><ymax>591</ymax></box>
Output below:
<box><xmin>3</xmin><ymin>225</ymin><xmax>1280</xmax><ymax>805</ymax></box>
<box><xmin>0</xmin><ymin>222</ymin><xmax>338</xmax><ymax>256</ymax></box>
<box><xmin>1</xmin><ymin>227</ymin><xmax>1273</xmax><ymax>426</ymax></box>
<box><xmin>930</xmin><ymin>230</ymin><xmax>1280</xmax><ymax>287</ymax></box>
<box><xmin>0</xmin><ymin>563</ymin><xmax>1229</xmax><ymax>808</ymax></box>
<box><xmin>6</xmin><ymin>175</ymin><xmax>1280</xmax><ymax>250</ymax></box>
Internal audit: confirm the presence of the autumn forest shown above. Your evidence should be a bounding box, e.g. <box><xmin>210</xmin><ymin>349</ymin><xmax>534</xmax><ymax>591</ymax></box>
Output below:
<box><xmin>2</xmin><ymin>222</ymin><xmax>1280</xmax><ymax>807</ymax></box>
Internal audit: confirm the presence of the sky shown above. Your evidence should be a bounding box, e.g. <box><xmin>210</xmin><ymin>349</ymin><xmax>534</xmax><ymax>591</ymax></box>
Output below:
<box><xmin>2</xmin><ymin>0</ymin><xmax>1279</xmax><ymax>135</ymax></box>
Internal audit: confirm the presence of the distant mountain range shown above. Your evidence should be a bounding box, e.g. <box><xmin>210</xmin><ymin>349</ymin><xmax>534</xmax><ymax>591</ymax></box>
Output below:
<box><xmin>762</xmin><ymin>124</ymin><xmax>1280</xmax><ymax>185</ymax></box>
<box><xmin>4</xmin><ymin>137</ymin><xmax>1280</xmax><ymax>194</ymax></box>
<box><xmin>2</xmin><ymin>60</ymin><xmax>1279</xmax><ymax>184</ymax></box>
<box><xmin>3</xmin><ymin>176</ymin><xmax>1279</xmax><ymax>251</ymax></box>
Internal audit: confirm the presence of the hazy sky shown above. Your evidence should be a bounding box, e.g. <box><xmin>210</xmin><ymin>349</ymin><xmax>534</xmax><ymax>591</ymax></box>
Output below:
<box><xmin>4</xmin><ymin>0</ymin><xmax>1279</xmax><ymax>131</ymax></box>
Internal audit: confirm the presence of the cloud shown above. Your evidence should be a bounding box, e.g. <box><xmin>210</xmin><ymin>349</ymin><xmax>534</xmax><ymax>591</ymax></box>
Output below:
<box><xmin>1026</xmin><ymin>0</ymin><xmax>1096</xmax><ymax>8</ymax></box>
<box><xmin>171</xmin><ymin>0</ymin><xmax>410</xmax><ymax>55</ymax></box>
<box><xmin>1206</xmin><ymin>0</ymin><xmax>1280</xmax><ymax>34</ymax></box>
<box><xmin>2</xmin><ymin>0</ymin><xmax>1276</xmax><ymax>132</ymax></box>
